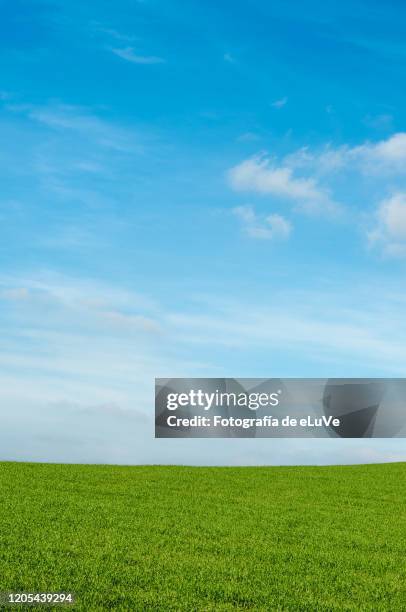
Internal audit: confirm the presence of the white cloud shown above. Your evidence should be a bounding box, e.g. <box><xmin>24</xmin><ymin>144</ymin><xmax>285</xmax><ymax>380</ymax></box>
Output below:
<box><xmin>352</xmin><ymin>133</ymin><xmax>406</xmax><ymax>172</ymax></box>
<box><xmin>229</xmin><ymin>157</ymin><xmax>319</xmax><ymax>199</ymax></box>
<box><xmin>111</xmin><ymin>47</ymin><xmax>165</xmax><ymax>64</ymax></box>
<box><xmin>266</xmin><ymin>213</ymin><xmax>292</xmax><ymax>237</ymax></box>
<box><xmin>378</xmin><ymin>193</ymin><xmax>406</xmax><ymax>238</ymax></box>
<box><xmin>369</xmin><ymin>193</ymin><xmax>406</xmax><ymax>257</ymax></box>
<box><xmin>228</xmin><ymin>133</ymin><xmax>406</xmax><ymax>245</ymax></box>
<box><xmin>282</xmin><ymin>133</ymin><xmax>406</xmax><ymax>177</ymax></box>
<box><xmin>228</xmin><ymin>155</ymin><xmax>337</xmax><ymax>213</ymax></box>
<box><xmin>284</xmin><ymin>146</ymin><xmax>348</xmax><ymax>175</ymax></box>
<box><xmin>365</xmin><ymin>132</ymin><xmax>406</xmax><ymax>163</ymax></box>
<box><xmin>233</xmin><ymin>205</ymin><xmax>291</xmax><ymax>240</ymax></box>
<box><xmin>271</xmin><ymin>97</ymin><xmax>287</xmax><ymax>109</ymax></box>
<box><xmin>294</xmin><ymin>133</ymin><xmax>406</xmax><ymax>176</ymax></box>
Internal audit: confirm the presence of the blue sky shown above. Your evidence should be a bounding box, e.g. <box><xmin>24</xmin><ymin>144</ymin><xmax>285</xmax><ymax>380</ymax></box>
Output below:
<box><xmin>1</xmin><ymin>0</ymin><xmax>406</xmax><ymax>464</ymax></box>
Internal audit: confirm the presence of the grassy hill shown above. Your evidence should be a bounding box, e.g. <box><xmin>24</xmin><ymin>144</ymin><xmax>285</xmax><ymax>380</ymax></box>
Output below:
<box><xmin>0</xmin><ymin>462</ymin><xmax>405</xmax><ymax>610</ymax></box>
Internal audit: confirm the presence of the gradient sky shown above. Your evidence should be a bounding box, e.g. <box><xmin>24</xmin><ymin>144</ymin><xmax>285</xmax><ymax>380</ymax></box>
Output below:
<box><xmin>1</xmin><ymin>0</ymin><xmax>406</xmax><ymax>465</ymax></box>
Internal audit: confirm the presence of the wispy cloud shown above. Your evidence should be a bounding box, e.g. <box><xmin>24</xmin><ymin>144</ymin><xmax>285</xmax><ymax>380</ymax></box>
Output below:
<box><xmin>4</xmin><ymin>271</ymin><xmax>406</xmax><ymax>385</ymax></box>
<box><xmin>2</xmin><ymin>270</ymin><xmax>406</xmax><ymax>463</ymax></box>
<box><xmin>0</xmin><ymin>272</ymin><xmax>160</xmax><ymax>333</ymax></box>
<box><xmin>91</xmin><ymin>22</ymin><xmax>137</xmax><ymax>44</ymax></box>
<box><xmin>0</xmin><ymin>271</ymin><xmax>215</xmax><ymax>424</ymax></box>
<box><xmin>223</xmin><ymin>52</ymin><xmax>235</xmax><ymax>63</ymax></box>
<box><xmin>111</xmin><ymin>47</ymin><xmax>165</xmax><ymax>64</ymax></box>
<box><xmin>237</xmin><ymin>132</ymin><xmax>261</xmax><ymax>143</ymax></box>
<box><xmin>165</xmin><ymin>288</ymin><xmax>406</xmax><ymax>374</ymax></box>
<box><xmin>233</xmin><ymin>205</ymin><xmax>292</xmax><ymax>240</ymax></box>
<box><xmin>363</xmin><ymin>113</ymin><xmax>393</xmax><ymax>131</ymax></box>
<box><xmin>0</xmin><ymin>287</ymin><xmax>29</xmax><ymax>301</ymax></box>
<box><xmin>9</xmin><ymin>102</ymin><xmax>138</xmax><ymax>152</ymax></box>
<box><xmin>271</xmin><ymin>97</ymin><xmax>287</xmax><ymax>109</ymax></box>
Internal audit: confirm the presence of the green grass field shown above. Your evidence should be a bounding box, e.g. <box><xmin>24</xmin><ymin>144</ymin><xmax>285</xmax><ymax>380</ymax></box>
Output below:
<box><xmin>0</xmin><ymin>462</ymin><xmax>405</xmax><ymax>611</ymax></box>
